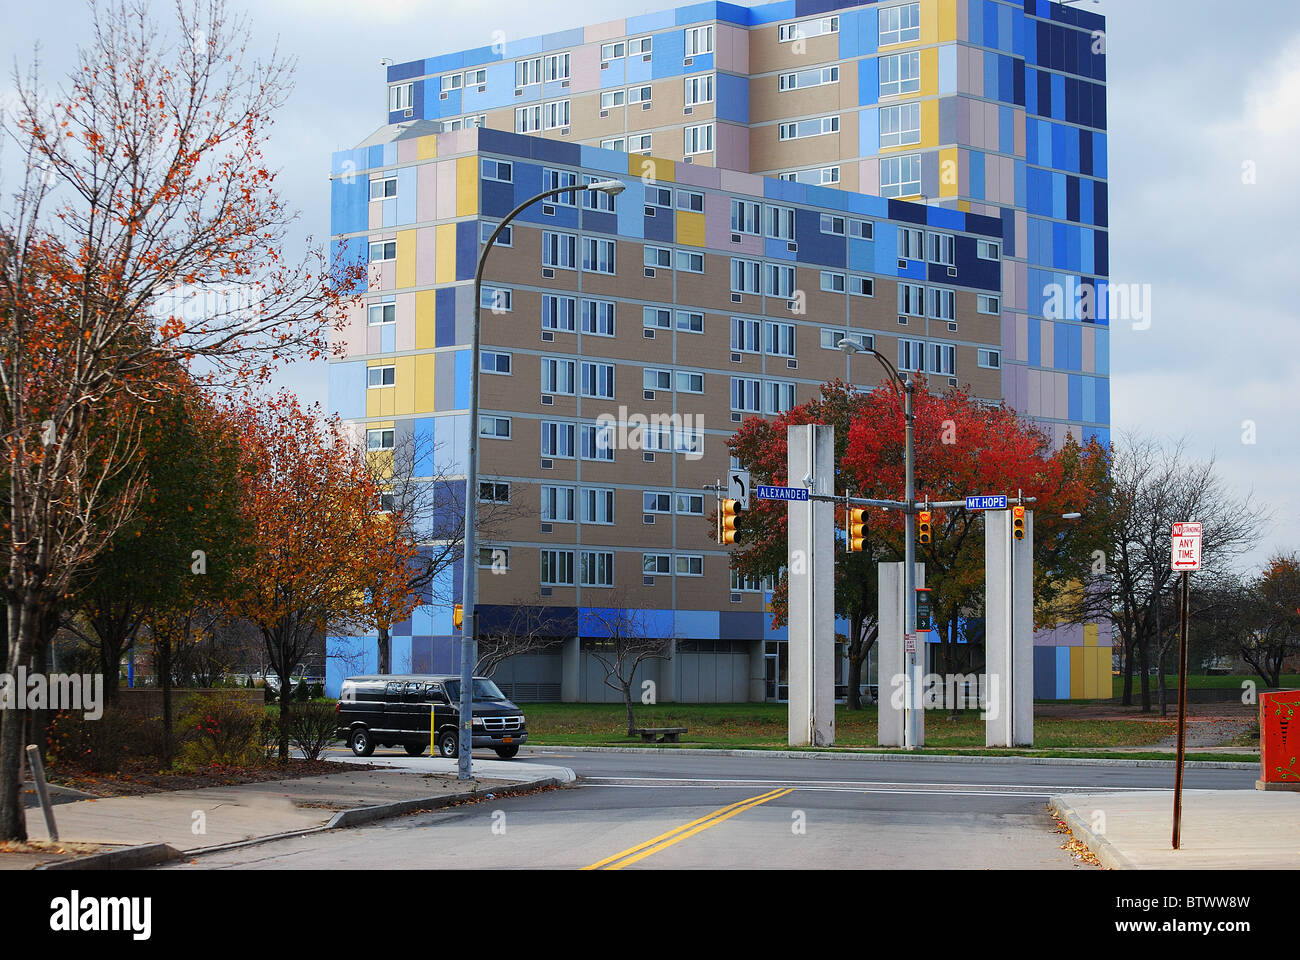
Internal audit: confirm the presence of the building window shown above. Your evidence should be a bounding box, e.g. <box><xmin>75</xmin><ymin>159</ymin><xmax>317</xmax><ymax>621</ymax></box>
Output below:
<box><xmin>766</xmin><ymin>321</ymin><xmax>796</xmax><ymax>357</ymax></box>
<box><xmin>515</xmin><ymin>105</ymin><xmax>542</xmax><ymax>133</ymax></box>
<box><xmin>644</xmin><ymin>367</ymin><xmax>673</xmax><ymax>391</ymax></box>
<box><xmin>898</xmin><ymin>338</ymin><xmax>925</xmax><ymax>373</ymax></box>
<box><xmin>820</xmin><ymin>214</ymin><xmax>846</xmax><ymax>236</ymax></box>
<box><xmin>582</xmin><ymin>175</ymin><xmax>617</xmax><ymax>211</ymax></box>
<box><xmin>879</xmin><ymin>2</ymin><xmax>921</xmax><ymax>45</ymax></box>
<box><xmin>601</xmin><ymin>136</ymin><xmax>627</xmax><ymax>152</ymax></box>
<box><xmin>730</xmin><ymin>199</ymin><xmax>761</xmax><ymax>235</ymax></box>
<box><xmin>543</xmin><ymin>295</ymin><xmax>577</xmax><ymax>332</ymax></box>
<box><xmin>480</xmin><ymin>221</ymin><xmax>513</xmax><ymax>247</ymax></box>
<box><xmin>899</xmin><ymin>226</ymin><xmax>924</xmax><ymax>260</ymax></box>
<box><xmin>600</xmin><ymin>89</ymin><xmax>626</xmax><ymax>109</ymax></box>
<box><xmin>601</xmin><ymin>41</ymin><xmax>626</xmax><ymax>61</ymax></box>
<box><xmin>731</xmin><ymin>317</ymin><xmax>761</xmax><ymax>352</ymax></box>
<box><xmin>850</xmin><ymin>275</ymin><xmax>875</xmax><ymax>297</ymax></box>
<box><xmin>544</xmin><ymin>99</ymin><xmax>571</xmax><ymax>129</ymax></box>
<box><xmin>685</xmin><ymin>25</ymin><xmax>713</xmax><ymax>56</ymax></box>
<box><xmin>582</xmin><ymin>237</ymin><xmax>616</xmax><ymax>274</ymax></box>
<box><xmin>778</xmin><ymin>166</ymin><xmax>840</xmax><ymax>185</ymax></box>
<box><xmin>643</xmin><ymin>553</ymin><xmax>671</xmax><ymax>575</ymax></box>
<box><xmin>580</xmin><ymin>423</ymin><xmax>615</xmax><ymax>461</ymax></box>
<box><xmin>644</xmin><ymin>307</ymin><xmax>671</xmax><ymax>329</ymax></box>
<box><xmin>675</xmin><ymin>555</ymin><xmax>704</xmax><ymax>576</ymax></box>
<box><xmin>478</xmin><ymin>546</ymin><xmax>508</xmax><ymax>570</ymax></box>
<box><xmin>367</xmin><ymin>303</ymin><xmax>395</xmax><ymax>326</ymax></box>
<box><xmin>676</xmin><ymin>493</ymin><xmax>705</xmax><ymax>515</ymax></box>
<box><xmin>978</xmin><ymin>348</ymin><xmax>1002</xmax><ymax>369</ymax></box>
<box><xmin>898</xmin><ymin>282</ymin><xmax>925</xmax><ymax>316</ymax></box>
<box><xmin>479</xmin><ymin>286</ymin><xmax>512</xmax><ymax>312</ymax></box>
<box><xmin>778</xmin><ymin>115</ymin><xmax>839</xmax><ymax>140</ymax></box>
<box><xmin>765</xmin><ymin>263</ymin><xmax>795</xmax><ymax>299</ymax></box>
<box><xmin>881</xmin><ymin>154</ymin><xmax>922</xmax><ymax>198</ymax></box>
<box><xmin>822</xmin><ymin>329</ymin><xmax>873</xmax><ymax>351</ymax></box>
<box><xmin>479</xmin><ymin>481</ymin><xmax>511</xmax><ymax>503</ymax></box>
<box><xmin>580</xmin><ymin>551</ymin><xmax>615</xmax><ymax>588</ymax></box>
<box><xmin>930</xmin><ymin>342</ymin><xmax>956</xmax><ymax>376</ymax></box>
<box><xmin>644</xmin><ymin>492</ymin><xmax>672</xmax><ymax>514</ymax></box>
<box><xmin>582</xmin><ymin>299</ymin><xmax>616</xmax><ymax>336</ymax></box>
<box><xmin>880</xmin><ymin>102</ymin><xmax>921</xmax><ymax>147</ymax></box>
<box><xmin>366</xmin><ymin>428</ymin><xmax>394</xmax><ymax>451</ymax></box>
<box><xmin>580</xmin><ymin>361</ymin><xmax>615</xmax><ymax>399</ymax></box>
<box><xmin>766</xmin><ymin>380</ymin><xmax>796</xmax><ymax>415</ymax></box>
<box><xmin>479</xmin><ymin>416</ymin><xmax>511</xmax><ymax>439</ymax></box>
<box><xmin>778</xmin><ymin>16</ymin><xmax>838</xmax><ymax>42</ymax></box>
<box><xmin>464</xmin><ymin>68</ymin><xmax>487</xmax><ymax>87</ymax></box>
<box><xmin>880</xmin><ymin>52</ymin><xmax>921</xmax><ymax>97</ymax></box>
<box><xmin>684</xmin><ymin>75</ymin><xmax>714</xmax><ymax>106</ymax></box>
<box><xmin>778</xmin><ymin>66</ymin><xmax>839</xmax><ymax>90</ymax></box>
<box><xmin>928</xmin><ymin>288</ymin><xmax>956</xmax><ymax>322</ymax></box>
<box><xmin>677</xmin><ymin>188</ymin><xmax>705</xmax><ymax>212</ymax></box>
<box><xmin>978</xmin><ymin>295</ymin><xmax>1001</xmax><ymax>315</ymax></box>
<box><xmin>644</xmin><ymin>245</ymin><xmax>672</xmax><ymax>268</ymax></box>
<box><xmin>684</xmin><ymin>123</ymin><xmax>714</xmax><ymax>155</ymax></box>
<box><xmin>367</xmin><ymin>365</ymin><xmax>395</xmax><ymax>388</ymax></box>
<box><xmin>544</xmin><ymin>52</ymin><xmax>570</xmax><ymax>82</ymax></box>
<box><xmin>628</xmin><ymin>133</ymin><xmax>653</xmax><ymax>154</ymax></box>
<box><xmin>542</xmin><ymin>357</ymin><xmax>576</xmax><ymax>395</ymax></box>
<box><xmin>389</xmin><ymin>83</ymin><xmax>414</xmax><ymax>111</ymax></box>
<box><xmin>368</xmin><ymin>241</ymin><xmax>396</xmax><ymax>262</ymax></box>
<box><xmin>542</xmin><ymin>485</ymin><xmax>576</xmax><ymax>522</ymax></box>
<box><xmin>516</xmin><ymin>57</ymin><xmax>542</xmax><ymax>87</ymax></box>
<box><xmin>928</xmin><ymin>232</ymin><xmax>955</xmax><ymax>266</ymax></box>
<box><xmin>440</xmin><ymin>114</ymin><xmax>486</xmax><ymax>132</ymax></box>
<box><xmin>369</xmin><ymin>176</ymin><xmax>397</xmax><ymax>200</ymax></box>
<box><xmin>765</xmin><ymin>205</ymin><xmax>796</xmax><ymax>241</ymax></box>
<box><xmin>676</xmin><ymin>371</ymin><xmax>704</xmax><ymax>393</ymax></box>
<box><xmin>977</xmin><ymin>239</ymin><xmax>1001</xmax><ymax>261</ymax></box>
<box><xmin>629</xmin><ymin>36</ymin><xmax>652</xmax><ymax>56</ymax></box>
<box><xmin>581</xmin><ymin>488</ymin><xmax>616</xmax><ymax>525</ymax></box>
<box><xmin>481</xmin><ymin>351</ymin><xmax>512</xmax><ymax>374</ymax></box>
<box><xmin>849</xmin><ymin>219</ymin><xmax>874</xmax><ymax>240</ymax></box>
<box><xmin>731</xmin><ymin>377</ymin><xmax>762</xmax><ymax>413</ymax></box>
<box><xmin>441</xmin><ymin>72</ymin><xmax>463</xmax><ymax>93</ymax></box>
<box><xmin>676</xmin><ymin>310</ymin><xmax>704</xmax><ymax>333</ymax></box>
<box><xmin>540</xmin><ymin>549</ymin><xmax>575</xmax><ymax>586</ymax></box>
<box><xmin>821</xmin><ymin>271</ymin><xmax>846</xmax><ymax>293</ymax></box>
<box><xmin>676</xmin><ymin>250</ymin><xmax>705</xmax><ymax>273</ymax></box>
<box><xmin>542</xmin><ymin>231</ymin><xmax>577</xmax><ymax>270</ymax></box>
<box><xmin>541</xmin><ymin>421</ymin><xmax>576</xmax><ymax>459</ymax></box>
<box><xmin>543</xmin><ymin>168</ymin><xmax>578</xmax><ymax>206</ymax></box>
<box><xmin>731</xmin><ymin>258</ymin><xmax>761</xmax><ymax>294</ymax></box>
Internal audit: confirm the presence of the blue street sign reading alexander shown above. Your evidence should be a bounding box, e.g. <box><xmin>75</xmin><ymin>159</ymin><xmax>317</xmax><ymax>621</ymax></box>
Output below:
<box><xmin>755</xmin><ymin>485</ymin><xmax>810</xmax><ymax>502</ymax></box>
<box><xmin>965</xmin><ymin>495</ymin><xmax>1008</xmax><ymax>510</ymax></box>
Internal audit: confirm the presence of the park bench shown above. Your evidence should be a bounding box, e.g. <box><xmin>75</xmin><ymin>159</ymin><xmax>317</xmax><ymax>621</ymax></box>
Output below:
<box><xmin>636</xmin><ymin>727</ymin><xmax>687</xmax><ymax>743</ymax></box>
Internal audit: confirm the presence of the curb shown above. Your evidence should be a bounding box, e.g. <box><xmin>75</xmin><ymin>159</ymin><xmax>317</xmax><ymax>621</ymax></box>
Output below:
<box><xmin>522</xmin><ymin>745</ymin><xmax>1259</xmax><ymax>770</ymax></box>
<box><xmin>1047</xmin><ymin>796</ymin><xmax>1137</xmax><ymax>870</ymax></box>
<box><xmin>325</xmin><ymin>776</ymin><xmax>566</xmax><ymax>829</ymax></box>
<box><xmin>39</xmin><ymin>843</ymin><xmax>185</xmax><ymax>871</ymax></box>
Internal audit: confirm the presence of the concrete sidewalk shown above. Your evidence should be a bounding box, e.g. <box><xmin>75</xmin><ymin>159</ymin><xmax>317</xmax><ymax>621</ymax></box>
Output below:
<box><xmin>1050</xmin><ymin>789</ymin><xmax>1300</xmax><ymax>869</ymax></box>
<box><xmin>9</xmin><ymin>758</ymin><xmax>574</xmax><ymax>868</ymax></box>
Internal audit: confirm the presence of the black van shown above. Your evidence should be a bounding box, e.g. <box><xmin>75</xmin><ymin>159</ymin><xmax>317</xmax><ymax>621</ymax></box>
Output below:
<box><xmin>335</xmin><ymin>674</ymin><xmax>527</xmax><ymax>759</ymax></box>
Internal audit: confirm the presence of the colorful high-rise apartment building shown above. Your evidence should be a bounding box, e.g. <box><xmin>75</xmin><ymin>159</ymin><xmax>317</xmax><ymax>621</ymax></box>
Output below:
<box><xmin>327</xmin><ymin>0</ymin><xmax>1111</xmax><ymax>703</ymax></box>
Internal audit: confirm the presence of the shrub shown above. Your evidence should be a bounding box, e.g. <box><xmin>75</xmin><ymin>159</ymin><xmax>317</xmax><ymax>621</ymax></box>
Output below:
<box><xmin>176</xmin><ymin>693</ymin><xmax>264</xmax><ymax>766</ymax></box>
<box><xmin>290</xmin><ymin>701</ymin><xmax>340</xmax><ymax>760</ymax></box>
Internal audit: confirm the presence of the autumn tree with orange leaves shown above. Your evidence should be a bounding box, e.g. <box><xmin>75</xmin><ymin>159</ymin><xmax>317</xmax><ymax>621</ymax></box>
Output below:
<box><xmin>223</xmin><ymin>392</ymin><xmax>418</xmax><ymax>762</ymax></box>
<box><xmin>0</xmin><ymin>0</ymin><xmax>360</xmax><ymax>839</ymax></box>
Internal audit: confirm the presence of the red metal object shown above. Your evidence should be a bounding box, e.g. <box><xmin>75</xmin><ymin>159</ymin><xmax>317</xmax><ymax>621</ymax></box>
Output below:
<box><xmin>1259</xmin><ymin>690</ymin><xmax>1300</xmax><ymax>785</ymax></box>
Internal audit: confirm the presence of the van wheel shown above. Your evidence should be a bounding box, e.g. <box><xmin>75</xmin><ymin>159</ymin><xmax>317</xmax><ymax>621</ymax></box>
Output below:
<box><xmin>350</xmin><ymin>728</ymin><xmax>375</xmax><ymax>757</ymax></box>
<box><xmin>404</xmin><ymin>743</ymin><xmax>426</xmax><ymax>757</ymax></box>
<box><xmin>436</xmin><ymin>730</ymin><xmax>460</xmax><ymax>759</ymax></box>
<box><xmin>494</xmin><ymin>745</ymin><xmax>519</xmax><ymax>759</ymax></box>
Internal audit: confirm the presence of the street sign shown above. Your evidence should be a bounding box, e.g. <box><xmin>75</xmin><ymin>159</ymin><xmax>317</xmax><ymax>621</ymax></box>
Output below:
<box><xmin>904</xmin><ymin>633</ymin><xmax>917</xmax><ymax>654</ymax></box>
<box><xmin>728</xmin><ymin>470</ymin><xmax>751</xmax><ymax>510</ymax></box>
<box><xmin>965</xmin><ymin>495</ymin><xmax>1008</xmax><ymax>511</ymax></box>
<box><xmin>915</xmin><ymin>587</ymin><xmax>932</xmax><ymax>632</ymax></box>
<box><xmin>755</xmin><ymin>484</ymin><xmax>809</xmax><ymax>502</ymax></box>
<box><xmin>1171</xmin><ymin>522</ymin><xmax>1202</xmax><ymax>571</ymax></box>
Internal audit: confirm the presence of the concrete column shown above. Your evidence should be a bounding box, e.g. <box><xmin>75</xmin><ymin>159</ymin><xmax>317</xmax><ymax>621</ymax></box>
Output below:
<box><xmin>658</xmin><ymin>638</ymin><xmax>677</xmax><ymax>703</ymax></box>
<box><xmin>877</xmin><ymin>561</ymin><xmax>925</xmax><ymax>746</ymax></box>
<box><xmin>748</xmin><ymin>638</ymin><xmax>766</xmax><ymax>703</ymax></box>
<box><xmin>787</xmin><ymin>424</ymin><xmax>835</xmax><ymax>747</ymax></box>
<box><xmin>985</xmin><ymin>510</ymin><xmax>1034</xmax><ymax>746</ymax></box>
<box><xmin>561</xmin><ymin>635</ymin><xmax>580</xmax><ymax>702</ymax></box>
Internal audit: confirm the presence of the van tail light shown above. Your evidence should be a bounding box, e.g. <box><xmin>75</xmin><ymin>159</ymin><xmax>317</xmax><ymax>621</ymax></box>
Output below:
<box><xmin>335</xmin><ymin>701</ymin><xmax>341</xmax><ymax>715</ymax></box>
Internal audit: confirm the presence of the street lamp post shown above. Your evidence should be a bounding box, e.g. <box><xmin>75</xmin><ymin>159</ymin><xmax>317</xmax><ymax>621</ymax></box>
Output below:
<box><xmin>457</xmin><ymin>177</ymin><xmax>626</xmax><ymax>780</ymax></box>
<box><xmin>838</xmin><ymin>338</ymin><xmax>920</xmax><ymax>749</ymax></box>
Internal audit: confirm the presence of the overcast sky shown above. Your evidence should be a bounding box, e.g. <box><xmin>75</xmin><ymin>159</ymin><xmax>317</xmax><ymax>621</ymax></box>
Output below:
<box><xmin>3</xmin><ymin>0</ymin><xmax>1297</xmax><ymax>571</ymax></box>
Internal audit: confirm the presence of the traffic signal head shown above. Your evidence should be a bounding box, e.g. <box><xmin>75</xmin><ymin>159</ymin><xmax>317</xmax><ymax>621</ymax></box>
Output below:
<box><xmin>720</xmin><ymin>499</ymin><xmax>740</xmax><ymax>544</ymax></box>
<box><xmin>1012</xmin><ymin>505</ymin><xmax>1026</xmax><ymax>541</ymax></box>
<box><xmin>917</xmin><ymin>510</ymin><xmax>932</xmax><ymax>545</ymax></box>
<box><xmin>453</xmin><ymin>603</ymin><xmax>464</xmax><ymax>629</ymax></box>
<box><xmin>847</xmin><ymin>508</ymin><xmax>868</xmax><ymax>553</ymax></box>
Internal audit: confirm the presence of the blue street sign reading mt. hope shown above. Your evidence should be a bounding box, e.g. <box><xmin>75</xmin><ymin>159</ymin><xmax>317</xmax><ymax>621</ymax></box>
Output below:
<box><xmin>965</xmin><ymin>495</ymin><xmax>1008</xmax><ymax>510</ymax></box>
<box><xmin>755</xmin><ymin>485</ymin><xmax>810</xmax><ymax>502</ymax></box>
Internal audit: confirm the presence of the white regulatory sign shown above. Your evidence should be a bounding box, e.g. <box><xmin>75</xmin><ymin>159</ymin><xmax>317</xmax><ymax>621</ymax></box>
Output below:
<box><xmin>1171</xmin><ymin>522</ymin><xmax>1202</xmax><ymax>571</ymax></box>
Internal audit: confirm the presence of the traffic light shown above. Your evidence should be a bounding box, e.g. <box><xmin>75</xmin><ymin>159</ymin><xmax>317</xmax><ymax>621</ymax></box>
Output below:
<box><xmin>917</xmin><ymin>510</ymin><xmax>932</xmax><ymax>545</ymax></box>
<box><xmin>453</xmin><ymin>603</ymin><xmax>464</xmax><ymax>629</ymax></box>
<box><xmin>1012</xmin><ymin>505</ymin><xmax>1026</xmax><ymax>541</ymax></box>
<box><xmin>846</xmin><ymin>508</ymin><xmax>867</xmax><ymax>553</ymax></box>
<box><xmin>720</xmin><ymin>499</ymin><xmax>740</xmax><ymax>544</ymax></box>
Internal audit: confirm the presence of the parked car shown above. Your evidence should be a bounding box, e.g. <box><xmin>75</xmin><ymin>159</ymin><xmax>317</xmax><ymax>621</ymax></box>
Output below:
<box><xmin>335</xmin><ymin>674</ymin><xmax>527</xmax><ymax>760</ymax></box>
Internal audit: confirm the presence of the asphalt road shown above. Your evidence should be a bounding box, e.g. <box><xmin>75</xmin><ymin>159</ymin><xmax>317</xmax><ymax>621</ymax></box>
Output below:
<box><xmin>160</xmin><ymin>748</ymin><xmax>1256</xmax><ymax>870</ymax></box>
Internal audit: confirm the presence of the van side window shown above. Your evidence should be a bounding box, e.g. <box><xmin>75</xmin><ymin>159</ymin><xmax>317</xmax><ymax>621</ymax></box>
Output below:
<box><xmin>385</xmin><ymin>682</ymin><xmax>403</xmax><ymax>699</ymax></box>
<box><xmin>426</xmin><ymin>683</ymin><xmax>445</xmax><ymax>702</ymax></box>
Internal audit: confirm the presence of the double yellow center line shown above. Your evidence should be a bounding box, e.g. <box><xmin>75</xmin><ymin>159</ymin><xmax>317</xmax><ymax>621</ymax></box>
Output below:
<box><xmin>583</xmin><ymin>787</ymin><xmax>795</xmax><ymax>870</ymax></box>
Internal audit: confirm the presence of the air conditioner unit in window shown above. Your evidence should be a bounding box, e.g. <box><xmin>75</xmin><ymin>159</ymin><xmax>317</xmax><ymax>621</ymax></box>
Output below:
<box><xmin>541</xmin><ymin>458</ymin><xmax>554</xmax><ymax>469</ymax></box>
<box><xmin>730</xmin><ymin>593</ymin><xmax>743</xmax><ymax>603</ymax></box>
<box><xmin>644</xmin><ymin>452</ymin><xmax>656</xmax><ymax>462</ymax></box>
<box><xmin>644</xmin><ymin>268</ymin><xmax>656</xmax><ymax>278</ymax></box>
<box><xmin>540</xmin><ymin>586</ymin><xmax>552</xmax><ymax>597</ymax></box>
<box><xmin>643</xmin><ymin>54</ymin><xmax>652</xmax><ymax>62</ymax></box>
<box><xmin>540</xmin><ymin>522</ymin><xmax>553</xmax><ymax>534</ymax></box>
<box><xmin>440</xmin><ymin>92</ymin><xmax>448</xmax><ymax>100</ymax></box>
<box><xmin>947</xmin><ymin>266</ymin><xmax>958</xmax><ymax>277</ymax></box>
<box><xmin>599</xmin><ymin>109</ymin><xmax>609</xmax><ymax>118</ymax></box>
<box><xmin>541</xmin><ymin>330</ymin><xmax>555</xmax><ymax>342</ymax></box>
<box><xmin>898</xmin><ymin>316</ymin><xmax>908</xmax><ymax>324</ymax></box>
<box><xmin>644</xmin><ymin>206</ymin><xmax>655</xmax><ymax>216</ymax></box>
<box><xmin>787</xmin><ymin>358</ymin><xmax>798</xmax><ymax>369</ymax></box>
<box><xmin>898</xmin><ymin>259</ymin><xmax>908</xmax><ymax>268</ymax></box>
<box><xmin>542</xmin><ymin>204</ymin><xmax>555</xmax><ymax>215</ymax></box>
<box><xmin>684</xmin><ymin>106</ymin><xmax>693</xmax><ymax>115</ymax></box>
<box><xmin>683</xmin><ymin>157</ymin><xmax>693</xmax><ymax>164</ymax></box>
<box><xmin>643</xmin><ymin>575</ymin><xmax>656</xmax><ymax>586</ymax></box>
<box><xmin>641</xmin><ymin>102</ymin><xmax>652</xmax><ymax>110</ymax></box>
<box><xmin>684</xmin><ymin>56</ymin><xmax>694</xmax><ymax>66</ymax></box>
<box><xmin>948</xmin><ymin>377</ymin><xmax>958</xmax><ymax>387</ymax></box>
<box><xmin>730</xmin><ymin>351</ymin><xmax>742</xmax><ymax>362</ymax></box>
<box><xmin>560</xmin><ymin>127</ymin><xmax>570</xmax><ymax>136</ymax></box>
<box><xmin>947</xmin><ymin>321</ymin><xmax>958</xmax><ymax>332</ymax></box>
<box><xmin>542</xmin><ymin>267</ymin><xmax>555</xmax><ymax>278</ymax></box>
<box><xmin>643</xmin><ymin>329</ymin><xmax>655</xmax><ymax>339</ymax></box>
<box><xmin>730</xmin><ymin>293</ymin><xmax>742</xmax><ymax>303</ymax></box>
<box><xmin>643</xmin><ymin>514</ymin><xmax>655</xmax><ymax>524</ymax></box>
<box><xmin>403</xmin><ymin>108</ymin><xmax>414</xmax><ymax>118</ymax></box>
<box><xmin>731</xmin><ymin>412</ymin><xmax>742</xmax><ymax>423</ymax></box>
<box><xmin>731</xmin><ymin>233</ymin><xmax>742</xmax><ymax>243</ymax></box>
<box><xmin>541</xmin><ymin>395</ymin><xmax>554</xmax><ymax>405</ymax></box>
<box><xmin>478</xmin><ymin>85</ymin><xmax>486</xmax><ymax>93</ymax></box>
<box><xmin>787</xmin><ymin>242</ymin><xmax>797</xmax><ymax>252</ymax></box>
<box><xmin>600</xmin><ymin>61</ymin><xmax>610</xmax><ymax>69</ymax></box>
<box><xmin>644</xmin><ymin>390</ymin><xmax>655</xmax><ymax>401</ymax></box>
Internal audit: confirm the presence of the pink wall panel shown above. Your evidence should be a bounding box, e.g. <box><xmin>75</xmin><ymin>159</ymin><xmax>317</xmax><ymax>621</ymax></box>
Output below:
<box><xmin>417</xmin><ymin>162</ymin><xmax>438</xmax><ymax>223</ymax></box>
<box><xmin>676</xmin><ymin>161</ymin><xmax>722</xmax><ymax>189</ymax></box>
<box><xmin>719</xmin><ymin>168</ymin><xmax>763</xmax><ymax>196</ymax></box>
<box><xmin>585</xmin><ymin>18</ymin><xmax>625</xmax><ymax>43</ymax></box>
<box><xmin>715</xmin><ymin>123</ymin><xmax>750</xmax><ymax>175</ymax></box>
<box><xmin>335</xmin><ymin>302</ymin><xmax>367</xmax><ymax>359</ymax></box>
<box><xmin>397</xmin><ymin>138</ymin><xmax>418</xmax><ymax>164</ymax></box>
<box><xmin>1039</xmin><ymin>319</ymin><xmax>1053</xmax><ymax>370</ymax></box>
<box><xmin>395</xmin><ymin>292</ymin><xmax>415</xmax><ymax>352</ymax></box>
<box><xmin>369</xmin><ymin>201</ymin><xmax>383</xmax><ymax>230</ymax></box>
<box><xmin>716</xmin><ymin>25</ymin><xmax>750</xmax><ymax>75</ymax></box>
<box><xmin>572</xmin><ymin>44</ymin><xmax>601</xmax><ymax>93</ymax></box>
<box><xmin>858</xmin><ymin>158</ymin><xmax>879</xmax><ymax>196</ymax></box>
<box><xmin>415</xmin><ymin>226</ymin><xmax>437</xmax><ymax>286</ymax></box>
<box><xmin>435</xmin><ymin>160</ymin><xmax>457</xmax><ymax>221</ymax></box>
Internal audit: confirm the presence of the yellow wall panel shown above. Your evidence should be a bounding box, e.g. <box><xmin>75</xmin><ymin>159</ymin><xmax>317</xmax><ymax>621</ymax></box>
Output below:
<box><xmin>1084</xmin><ymin>623</ymin><xmax>1099</xmax><ymax>646</ymax></box>
<box><xmin>631</xmin><ymin>153</ymin><xmax>675</xmax><ymax>183</ymax></box>
<box><xmin>939</xmin><ymin>147</ymin><xmax>958</xmax><ymax>197</ymax></box>
<box><xmin>1082</xmin><ymin>649</ymin><xmax>1097</xmax><ymax>699</ymax></box>
<box><xmin>676</xmin><ymin>211</ymin><xmax>706</xmax><ymax>247</ymax></box>
<box><xmin>395</xmin><ymin>230</ymin><xmax>416</xmax><ymax>289</ymax></box>
<box><xmin>1096</xmin><ymin>647</ymin><xmax>1113</xmax><ymax>697</ymax></box>
<box><xmin>456</xmin><ymin>156</ymin><xmax>478</xmax><ymax>216</ymax></box>
<box><xmin>920</xmin><ymin>48</ymin><xmax>938</xmax><ymax>98</ymax></box>
<box><xmin>1069</xmin><ymin>646</ymin><xmax>1085</xmax><ymax>699</ymax></box>
<box><xmin>937</xmin><ymin>0</ymin><xmax>957</xmax><ymax>42</ymax></box>
<box><xmin>415</xmin><ymin>290</ymin><xmax>437</xmax><ymax>349</ymax></box>
<box><xmin>365</xmin><ymin>386</ymin><xmax>379</xmax><ymax>418</ymax></box>
<box><xmin>957</xmin><ymin>199</ymin><xmax>971</xmax><ymax>212</ymax></box>
<box><xmin>919</xmin><ymin>0</ymin><xmax>939</xmax><ymax>45</ymax></box>
<box><xmin>920</xmin><ymin>99</ymin><xmax>939</xmax><ymax>149</ymax></box>
<box><xmin>394</xmin><ymin>356</ymin><xmax>416</xmax><ymax>415</ymax></box>
<box><xmin>417</xmin><ymin>135</ymin><xmax>437</xmax><ymax>160</ymax></box>
<box><xmin>414</xmin><ymin>353</ymin><xmax>436</xmax><ymax>414</ymax></box>
<box><xmin>435</xmin><ymin>223</ymin><xmax>457</xmax><ymax>283</ymax></box>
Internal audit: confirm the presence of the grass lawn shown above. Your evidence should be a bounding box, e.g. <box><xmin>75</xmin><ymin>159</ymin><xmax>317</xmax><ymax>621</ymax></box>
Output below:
<box><xmin>1110</xmin><ymin>674</ymin><xmax>1300</xmax><ymax>698</ymax></box>
<box><xmin>522</xmin><ymin>702</ymin><xmax>1175</xmax><ymax>750</ymax></box>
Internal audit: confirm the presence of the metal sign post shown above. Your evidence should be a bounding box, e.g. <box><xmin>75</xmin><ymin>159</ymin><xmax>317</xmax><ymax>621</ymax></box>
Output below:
<box><xmin>1170</xmin><ymin>521</ymin><xmax>1201</xmax><ymax>849</ymax></box>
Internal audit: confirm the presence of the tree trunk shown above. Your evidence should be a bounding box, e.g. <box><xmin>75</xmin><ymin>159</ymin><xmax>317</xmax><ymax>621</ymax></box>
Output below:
<box><xmin>159</xmin><ymin>635</ymin><xmax>175</xmax><ymax>768</ymax></box>
<box><xmin>377</xmin><ymin>624</ymin><xmax>390</xmax><ymax>674</ymax></box>
<box><xmin>278</xmin><ymin>682</ymin><xmax>292</xmax><ymax>762</ymax></box>
<box><xmin>1121</xmin><ymin>631</ymin><xmax>1135</xmax><ymax>706</ymax></box>
<box><xmin>622</xmin><ymin>681</ymin><xmax>637</xmax><ymax>737</ymax></box>
<box><xmin>0</xmin><ymin>599</ymin><xmax>39</xmax><ymax>841</ymax></box>
<box><xmin>1137</xmin><ymin>633</ymin><xmax>1152</xmax><ymax>712</ymax></box>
